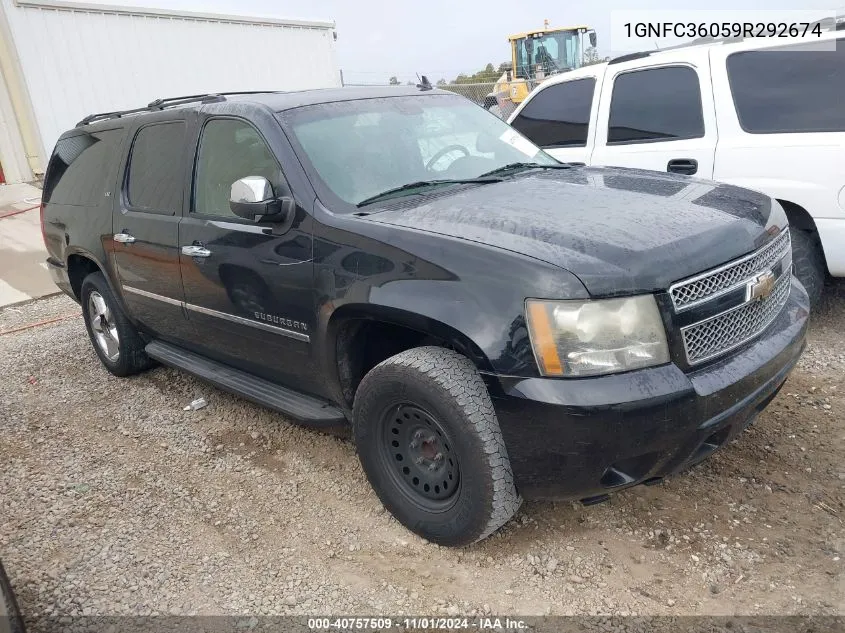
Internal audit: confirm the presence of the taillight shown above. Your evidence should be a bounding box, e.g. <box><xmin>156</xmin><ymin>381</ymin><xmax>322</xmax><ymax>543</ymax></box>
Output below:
<box><xmin>40</xmin><ymin>201</ymin><xmax>47</xmax><ymax>249</ymax></box>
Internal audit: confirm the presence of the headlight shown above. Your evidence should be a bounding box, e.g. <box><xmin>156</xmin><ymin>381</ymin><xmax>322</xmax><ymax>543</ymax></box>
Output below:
<box><xmin>525</xmin><ymin>295</ymin><xmax>670</xmax><ymax>377</ymax></box>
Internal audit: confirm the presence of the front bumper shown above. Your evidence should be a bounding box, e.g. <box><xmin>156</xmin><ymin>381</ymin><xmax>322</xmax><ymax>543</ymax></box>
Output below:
<box><xmin>485</xmin><ymin>277</ymin><xmax>810</xmax><ymax>500</ymax></box>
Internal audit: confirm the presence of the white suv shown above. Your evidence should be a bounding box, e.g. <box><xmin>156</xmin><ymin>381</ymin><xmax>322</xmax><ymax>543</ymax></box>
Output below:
<box><xmin>508</xmin><ymin>30</ymin><xmax>845</xmax><ymax>306</ymax></box>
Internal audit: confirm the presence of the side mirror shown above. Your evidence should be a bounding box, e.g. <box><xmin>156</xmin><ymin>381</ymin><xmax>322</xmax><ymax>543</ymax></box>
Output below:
<box><xmin>589</xmin><ymin>31</ymin><xmax>597</xmax><ymax>48</ymax></box>
<box><xmin>229</xmin><ymin>176</ymin><xmax>292</xmax><ymax>221</ymax></box>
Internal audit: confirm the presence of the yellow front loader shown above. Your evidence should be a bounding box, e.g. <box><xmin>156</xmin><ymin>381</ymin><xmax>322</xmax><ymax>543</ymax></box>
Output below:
<box><xmin>485</xmin><ymin>21</ymin><xmax>597</xmax><ymax>118</ymax></box>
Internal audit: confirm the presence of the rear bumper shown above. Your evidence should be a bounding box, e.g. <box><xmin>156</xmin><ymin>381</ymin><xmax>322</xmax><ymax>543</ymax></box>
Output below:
<box><xmin>45</xmin><ymin>257</ymin><xmax>75</xmax><ymax>300</ymax></box>
<box><xmin>485</xmin><ymin>277</ymin><xmax>810</xmax><ymax>500</ymax></box>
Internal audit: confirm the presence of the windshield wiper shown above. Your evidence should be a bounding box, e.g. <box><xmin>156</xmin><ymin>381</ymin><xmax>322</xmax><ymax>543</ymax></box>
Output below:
<box><xmin>478</xmin><ymin>162</ymin><xmax>573</xmax><ymax>178</ymax></box>
<box><xmin>356</xmin><ymin>177</ymin><xmax>502</xmax><ymax>207</ymax></box>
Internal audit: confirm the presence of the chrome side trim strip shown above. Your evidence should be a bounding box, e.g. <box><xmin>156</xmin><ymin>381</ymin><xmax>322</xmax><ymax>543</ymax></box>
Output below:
<box><xmin>122</xmin><ymin>285</ymin><xmax>310</xmax><ymax>343</ymax></box>
<box><xmin>184</xmin><ymin>302</ymin><xmax>310</xmax><ymax>342</ymax></box>
<box><xmin>123</xmin><ymin>285</ymin><xmax>183</xmax><ymax>307</ymax></box>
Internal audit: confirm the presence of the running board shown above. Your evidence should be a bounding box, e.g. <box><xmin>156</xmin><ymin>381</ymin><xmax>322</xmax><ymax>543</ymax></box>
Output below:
<box><xmin>145</xmin><ymin>340</ymin><xmax>347</xmax><ymax>426</ymax></box>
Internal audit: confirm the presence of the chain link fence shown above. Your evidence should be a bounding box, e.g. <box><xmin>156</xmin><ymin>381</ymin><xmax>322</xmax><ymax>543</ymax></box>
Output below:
<box><xmin>437</xmin><ymin>82</ymin><xmax>497</xmax><ymax>107</ymax></box>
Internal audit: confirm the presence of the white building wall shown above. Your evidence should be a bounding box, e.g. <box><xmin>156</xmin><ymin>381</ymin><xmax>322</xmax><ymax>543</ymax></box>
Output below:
<box><xmin>0</xmin><ymin>0</ymin><xmax>339</xmax><ymax>177</ymax></box>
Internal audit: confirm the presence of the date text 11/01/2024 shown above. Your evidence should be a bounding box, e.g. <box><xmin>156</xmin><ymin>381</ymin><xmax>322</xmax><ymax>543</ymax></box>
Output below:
<box><xmin>307</xmin><ymin>617</ymin><xmax>528</xmax><ymax>630</ymax></box>
<box><xmin>623</xmin><ymin>21</ymin><xmax>824</xmax><ymax>39</ymax></box>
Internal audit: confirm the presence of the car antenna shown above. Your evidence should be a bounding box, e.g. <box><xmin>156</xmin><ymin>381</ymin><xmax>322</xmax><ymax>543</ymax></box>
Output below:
<box><xmin>416</xmin><ymin>74</ymin><xmax>433</xmax><ymax>91</ymax></box>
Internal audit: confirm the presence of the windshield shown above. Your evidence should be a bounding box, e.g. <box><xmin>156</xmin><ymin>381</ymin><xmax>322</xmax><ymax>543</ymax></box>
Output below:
<box><xmin>515</xmin><ymin>31</ymin><xmax>582</xmax><ymax>79</ymax></box>
<box><xmin>280</xmin><ymin>94</ymin><xmax>556</xmax><ymax>208</ymax></box>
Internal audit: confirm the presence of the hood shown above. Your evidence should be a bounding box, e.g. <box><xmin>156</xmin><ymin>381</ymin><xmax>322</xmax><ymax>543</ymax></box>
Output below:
<box><xmin>365</xmin><ymin>167</ymin><xmax>786</xmax><ymax>297</ymax></box>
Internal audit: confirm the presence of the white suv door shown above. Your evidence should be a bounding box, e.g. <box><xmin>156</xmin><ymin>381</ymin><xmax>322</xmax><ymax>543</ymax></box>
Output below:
<box><xmin>589</xmin><ymin>48</ymin><xmax>717</xmax><ymax>178</ymax></box>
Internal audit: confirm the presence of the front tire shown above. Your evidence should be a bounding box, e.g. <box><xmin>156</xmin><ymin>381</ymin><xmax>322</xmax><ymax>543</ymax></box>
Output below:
<box><xmin>353</xmin><ymin>347</ymin><xmax>521</xmax><ymax>546</ymax></box>
<box><xmin>790</xmin><ymin>227</ymin><xmax>825</xmax><ymax>309</ymax></box>
<box><xmin>81</xmin><ymin>272</ymin><xmax>154</xmax><ymax>377</ymax></box>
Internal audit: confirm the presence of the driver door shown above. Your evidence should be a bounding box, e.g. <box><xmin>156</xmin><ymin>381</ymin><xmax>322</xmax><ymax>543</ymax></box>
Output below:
<box><xmin>178</xmin><ymin>115</ymin><xmax>318</xmax><ymax>393</ymax></box>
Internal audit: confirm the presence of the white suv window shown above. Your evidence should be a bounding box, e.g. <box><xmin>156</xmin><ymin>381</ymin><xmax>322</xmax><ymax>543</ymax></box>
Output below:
<box><xmin>726</xmin><ymin>37</ymin><xmax>845</xmax><ymax>134</ymax></box>
<box><xmin>608</xmin><ymin>66</ymin><xmax>704</xmax><ymax>144</ymax></box>
<box><xmin>510</xmin><ymin>78</ymin><xmax>596</xmax><ymax>148</ymax></box>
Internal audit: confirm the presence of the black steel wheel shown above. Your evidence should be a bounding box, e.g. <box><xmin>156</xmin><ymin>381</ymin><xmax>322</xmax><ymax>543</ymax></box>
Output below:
<box><xmin>378</xmin><ymin>404</ymin><xmax>460</xmax><ymax>511</ymax></box>
<box><xmin>354</xmin><ymin>346</ymin><xmax>521</xmax><ymax>546</ymax></box>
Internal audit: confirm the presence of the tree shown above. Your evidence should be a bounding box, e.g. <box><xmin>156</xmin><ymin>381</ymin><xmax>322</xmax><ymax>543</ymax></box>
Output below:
<box><xmin>583</xmin><ymin>47</ymin><xmax>610</xmax><ymax>66</ymax></box>
<box><xmin>436</xmin><ymin>78</ymin><xmax>447</xmax><ymax>86</ymax></box>
<box><xmin>388</xmin><ymin>76</ymin><xmax>399</xmax><ymax>85</ymax></box>
<box><xmin>450</xmin><ymin>63</ymin><xmax>507</xmax><ymax>85</ymax></box>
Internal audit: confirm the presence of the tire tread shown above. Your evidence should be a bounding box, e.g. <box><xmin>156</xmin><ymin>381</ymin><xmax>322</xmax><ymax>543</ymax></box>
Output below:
<box><xmin>359</xmin><ymin>346</ymin><xmax>521</xmax><ymax>543</ymax></box>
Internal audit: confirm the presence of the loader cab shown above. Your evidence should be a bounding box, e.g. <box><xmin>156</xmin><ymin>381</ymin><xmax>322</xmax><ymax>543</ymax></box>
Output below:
<box><xmin>510</xmin><ymin>26</ymin><xmax>596</xmax><ymax>81</ymax></box>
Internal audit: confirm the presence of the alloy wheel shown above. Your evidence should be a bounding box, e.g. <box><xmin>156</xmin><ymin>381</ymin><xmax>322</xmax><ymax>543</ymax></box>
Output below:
<box><xmin>88</xmin><ymin>291</ymin><xmax>120</xmax><ymax>362</ymax></box>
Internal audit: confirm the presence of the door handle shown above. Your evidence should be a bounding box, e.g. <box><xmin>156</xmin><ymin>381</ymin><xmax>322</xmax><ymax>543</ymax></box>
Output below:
<box><xmin>181</xmin><ymin>245</ymin><xmax>212</xmax><ymax>258</ymax></box>
<box><xmin>113</xmin><ymin>232</ymin><xmax>136</xmax><ymax>244</ymax></box>
<box><xmin>667</xmin><ymin>158</ymin><xmax>698</xmax><ymax>175</ymax></box>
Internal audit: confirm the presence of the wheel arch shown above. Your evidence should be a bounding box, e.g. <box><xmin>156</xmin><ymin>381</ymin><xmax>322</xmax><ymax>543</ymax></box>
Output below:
<box><xmin>66</xmin><ymin>250</ymin><xmax>110</xmax><ymax>300</ymax></box>
<box><xmin>323</xmin><ymin>303</ymin><xmax>494</xmax><ymax>409</ymax></box>
<box><xmin>778</xmin><ymin>199</ymin><xmax>818</xmax><ymax>232</ymax></box>
<box><xmin>778</xmin><ymin>198</ymin><xmax>829</xmax><ymax>272</ymax></box>
<box><xmin>65</xmin><ymin>248</ymin><xmax>134</xmax><ymax>320</ymax></box>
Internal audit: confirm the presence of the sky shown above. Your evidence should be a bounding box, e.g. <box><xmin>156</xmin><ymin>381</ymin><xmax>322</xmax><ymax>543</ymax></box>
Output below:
<box><xmin>94</xmin><ymin>0</ymin><xmax>840</xmax><ymax>84</ymax></box>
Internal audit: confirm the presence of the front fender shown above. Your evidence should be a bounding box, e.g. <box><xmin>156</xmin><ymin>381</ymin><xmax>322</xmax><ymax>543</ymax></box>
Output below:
<box><xmin>312</xmin><ymin>216</ymin><xmax>590</xmax><ymax>400</ymax></box>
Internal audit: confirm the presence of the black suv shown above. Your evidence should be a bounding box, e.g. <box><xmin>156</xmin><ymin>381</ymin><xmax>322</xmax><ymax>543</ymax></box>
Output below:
<box><xmin>42</xmin><ymin>87</ymin><xmax>809</xmax><ymax>546</ymax></box>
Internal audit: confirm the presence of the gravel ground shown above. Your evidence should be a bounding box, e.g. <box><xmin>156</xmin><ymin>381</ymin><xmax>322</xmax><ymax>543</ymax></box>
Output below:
<box><xmin>1</xmin><ymin>283</ymin><xmax>844</xmax><ymax>627</ymax></box>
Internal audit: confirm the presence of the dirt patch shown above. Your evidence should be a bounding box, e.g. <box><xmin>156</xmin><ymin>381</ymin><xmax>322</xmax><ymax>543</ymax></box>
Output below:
<box><xmin>0</xmin><ymin>289</ymin><xmax>843</xmax><ymax>625</ymax></box>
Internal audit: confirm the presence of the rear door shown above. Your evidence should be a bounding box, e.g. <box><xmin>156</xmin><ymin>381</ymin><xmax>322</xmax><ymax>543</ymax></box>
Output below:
<box><xmin>589</xmin><ymin>49</ymin><xmax>717</xmax><ymax>178</ymax></box>
<box><xmin>509</xmin><ymin>73</ymin><xmax>602</xmax><ymax>165</ymax></box>
<box><xmin>177</xmin><ymin>112</ymin><xmax>319</xmax><ymax>394</ymax></box>
<box><xmin>111</xmin><ymin>115</ymin><xmax>194</xmax><ymax>341</ymax></box>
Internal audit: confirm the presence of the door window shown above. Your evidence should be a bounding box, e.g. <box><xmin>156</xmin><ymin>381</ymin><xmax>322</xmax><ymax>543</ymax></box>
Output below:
<box><xmin>608</xmin><ymin>66</ymin><xmax>704</xmax><ymax>144</ymax></box>
<box><xmin>193</xmin><ymin>119</ymin><xmax>284</xmax><ymax>218</ymax></box>
<box><xmin>726</xmin><ymin>38</ymin><xmax>845</xmax><ymax>133</ymax></box>
<box><xmin>510</xmin><ymin>78</ymin><xmax>596</xmax><ymax>148</ymax></box>
<box><xmin>126</xmin><ymin>122</ymin><xmax>187</xmax><ymax>214</ymax></box>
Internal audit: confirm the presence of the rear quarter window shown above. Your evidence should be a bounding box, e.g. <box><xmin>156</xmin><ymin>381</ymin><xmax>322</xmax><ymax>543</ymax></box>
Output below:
<box><xmin>726</xmin><ymin>37</ymin><xmax>845</xmax><ymax>134</ymax></box>
<box><xmin>43</xmin><ymin>129</ymin><xmax>122</xmax><ymax>206</ymax></box>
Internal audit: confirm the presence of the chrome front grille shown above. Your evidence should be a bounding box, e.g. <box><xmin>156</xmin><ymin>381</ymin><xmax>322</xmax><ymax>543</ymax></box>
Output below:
<box><xmin>681</xmin><ymin>272</ymin><xmax>791</xmax><ymax>365</ymax></box>
<box><xmin>669</xmin><ymin>228</ymin><xmax>792</xmax><ymax>366</ymax></box>
<box><xmin>670</xmin><ymin>230</ymin><xmax>791</xmax><ymax>311</ymax></box>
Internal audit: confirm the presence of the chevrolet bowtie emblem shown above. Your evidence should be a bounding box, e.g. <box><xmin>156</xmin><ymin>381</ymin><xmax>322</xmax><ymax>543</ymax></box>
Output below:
<box><xmin>748</xmin><ymin>270</ymin><xmax>776</xmax><ymax>302</ymax></box>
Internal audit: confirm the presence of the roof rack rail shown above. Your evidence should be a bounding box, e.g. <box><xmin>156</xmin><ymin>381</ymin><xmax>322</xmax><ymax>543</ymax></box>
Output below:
<box><xmin>147</xmin><ymin>93</ymin><xmax>225</xmax><ymax>109</ymax></box>
<box><xmin>76</xmin><ymin>90</ymin><xmax>286</xmax><ymax>127</ymax></box>
<box><xmin>76</xmin><ymin>93</ymin><xmax>225</xmax><ymax>127</ymax></box>
<box><xmin>608</xmin><ymin>51</ymin><xmax>652</xmax><ymax>65</ymax></box>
